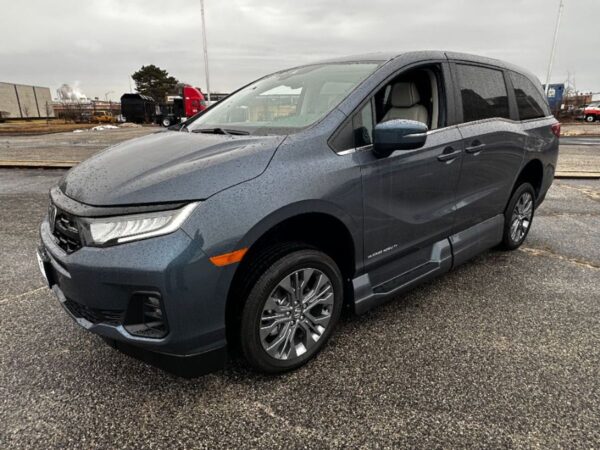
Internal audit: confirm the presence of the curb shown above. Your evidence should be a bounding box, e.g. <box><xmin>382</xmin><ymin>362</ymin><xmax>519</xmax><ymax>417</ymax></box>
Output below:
<box><xmin>0</xmin><ymin>160</ymin><xmax>78</xmax><ymax>169</ymax></box>
<box><xmin>554</xmin><ymin>172</ymin><xmax>600</xmax><ymax>179</ymax></box>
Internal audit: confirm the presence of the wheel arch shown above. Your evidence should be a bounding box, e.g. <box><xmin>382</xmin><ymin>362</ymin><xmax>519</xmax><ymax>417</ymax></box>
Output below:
<box><xmin>512</xmin><ymin>158</ymin><xmax>544</xmax><ymax>201</ymax></box>
<box><xmin>224</xmin><ymin>201</ymin><xmax>361</xmax><ymax>349</ymax></box>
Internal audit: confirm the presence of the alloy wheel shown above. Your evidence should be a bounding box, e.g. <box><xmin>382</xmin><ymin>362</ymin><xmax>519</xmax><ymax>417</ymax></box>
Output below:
<box><xmin>259</xmin><ymin>268</ymin><xmax>334</xmax><ymax>361</ymax></box>
<box><xmin>510</xmin><ymin>191</ymin><xmax>533</xmax><ymax>243</ymax></box>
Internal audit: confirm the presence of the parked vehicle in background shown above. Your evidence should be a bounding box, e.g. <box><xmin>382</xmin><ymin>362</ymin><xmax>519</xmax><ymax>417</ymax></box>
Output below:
<box><xmin>582</xmin><ymin>102</ymin><xmax>600</xmax><ymax>122</ymax></box>
<box><xmin>38</xmin><ymin>51</ymin><xmax>559</xmax><ymax>377</ymax></box>
<box><xmin>90</xmin><ymin>111</ymin><xmax>115</xmax><ymax>124</ymax></box>
<box><xmin>120</xmin><ymin>93</ymin><xmax>156</xmax><ymax>124</ymax></box>
<box><xmin>156</xmin><ymin>85</ymin><xmax>207</xmax><ymax>127</ymax></box>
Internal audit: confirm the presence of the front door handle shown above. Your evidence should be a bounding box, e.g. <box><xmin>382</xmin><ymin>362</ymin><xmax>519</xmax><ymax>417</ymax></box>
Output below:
<box><xmin>437</xmin><ymin>146</ymin><xmax>461</xmax><ymax>162</ymax></box>
<box><xmin>465</xmin><ymin>140</ymin><xmax>485</xmax><ymax>154</ymax></box>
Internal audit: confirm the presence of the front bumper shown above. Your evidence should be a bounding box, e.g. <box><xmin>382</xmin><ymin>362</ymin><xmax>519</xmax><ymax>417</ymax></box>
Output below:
<box><xmin>39</xmin><ymin>218</ymin><xmax>228</xmax><ymax>376</ymax></box>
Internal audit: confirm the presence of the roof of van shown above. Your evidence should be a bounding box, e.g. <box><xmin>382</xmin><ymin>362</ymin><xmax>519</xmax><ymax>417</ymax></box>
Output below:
<box><xmin>316</xmin><ymin>51</ymin><xmax>539</xmax><ymax>82</ymax></box>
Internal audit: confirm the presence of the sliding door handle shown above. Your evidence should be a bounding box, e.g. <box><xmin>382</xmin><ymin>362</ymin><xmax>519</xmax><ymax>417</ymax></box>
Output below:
<box><xmin>465</xmin><ymin>140</ymin><xmax>485</xmax><ymax>154</ymax></box>
<box><xmin>437</xmin><ymin>147</ymin><xmax>461</xmax><ymax>162</ymax></box>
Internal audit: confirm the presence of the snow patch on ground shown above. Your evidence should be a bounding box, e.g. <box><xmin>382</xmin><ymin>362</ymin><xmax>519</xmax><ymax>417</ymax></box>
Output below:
<box><xmin>72</xmin><ymin>125</ymin><xmax>119</xmax><ymax>133</ymax></box>
<box><xmin>91</xmin><ymin>125</ymin><xmax>119</xmax><ymax>131</ymax></box>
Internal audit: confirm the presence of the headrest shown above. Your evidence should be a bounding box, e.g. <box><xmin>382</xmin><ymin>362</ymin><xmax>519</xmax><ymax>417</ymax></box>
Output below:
<box><xmin>390</xmin><ymin>82</ymin><xmax>421</xmax><ymax>107</ymax></box>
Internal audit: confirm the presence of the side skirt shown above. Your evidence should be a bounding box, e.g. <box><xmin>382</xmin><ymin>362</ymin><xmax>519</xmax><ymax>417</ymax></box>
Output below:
<box><xmin>352</xmin><ymin>214</ymin><xmax>504</xmax><ymax>315</ymax></box>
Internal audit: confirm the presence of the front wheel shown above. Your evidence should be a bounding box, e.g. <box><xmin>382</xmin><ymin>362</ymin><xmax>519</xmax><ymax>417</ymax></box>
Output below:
<box><xmin>240</xmin><ymin>248</ymin><xmax>343</xmax><ymax>373</ymax></box>
<box><xmin>162</xmin><ymin>117</ymin><xmax>172</xmax><ymax>127</ymax></box>
<box><xmin>586</xmin><ymin>115</ymin><xmax>596</xmax><ymax>123</ymax></box>
<box><xmin>500</xmin><ymin>182</ymin><xmax>535</xmax><ymax>250</ymax></box>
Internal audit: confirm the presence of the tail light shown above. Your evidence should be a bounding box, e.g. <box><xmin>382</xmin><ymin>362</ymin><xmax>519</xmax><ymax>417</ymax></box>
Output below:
<box><xmin>551</xmin><ymin>122</ymin><xmax>561</xmax><ymax>138</ymax></box>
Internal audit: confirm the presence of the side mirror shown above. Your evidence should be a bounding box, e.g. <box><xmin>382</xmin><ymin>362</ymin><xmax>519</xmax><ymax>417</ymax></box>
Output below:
<box><xmin>373</xmin><ymin>119</ymin><xmax>428</xmax><ymax>157</ymax></box>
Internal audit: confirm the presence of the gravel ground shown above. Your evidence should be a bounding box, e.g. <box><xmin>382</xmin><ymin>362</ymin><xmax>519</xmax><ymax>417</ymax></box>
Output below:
<box><xmin>561</xmin><ymin>123</ymin><xmax>600</xmax><ymax>137</ymax></box>
<box><xmin>0</xmin><ymin>169</ymin><xmax>599</xmax><ymax>449</ymax></box>
<box><xmin>0</xmin><ymin>127</ymin><xmax>156</xmax><ymax>162</ymax></box>
<box><xmin>553</xmin><ymin>139</ymin><xmax>600</xmax><ymax>173</ymax></box>
<box><xmin>0</xmin><ymin>130</ymin><xmax>599</xmax><ymax>175</ymax></box>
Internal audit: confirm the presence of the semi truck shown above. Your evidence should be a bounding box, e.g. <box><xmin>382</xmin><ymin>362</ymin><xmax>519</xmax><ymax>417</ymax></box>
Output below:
<box><xmin>156</xmin><ymin>85</ymin><xmax>207</xmax><ymax>127</ymax></box>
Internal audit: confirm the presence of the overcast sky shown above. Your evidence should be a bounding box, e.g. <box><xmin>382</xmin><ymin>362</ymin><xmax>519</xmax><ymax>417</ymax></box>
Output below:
<box><xmin>1</xmin><ymin>0</ymin><xmax>598</xmax><ymax>100</ymax></box>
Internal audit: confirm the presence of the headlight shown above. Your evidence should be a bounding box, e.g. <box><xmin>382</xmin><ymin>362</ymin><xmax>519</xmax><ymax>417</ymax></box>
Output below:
<box><xmin>80</xmin><ymin>202</ymin><xmax>199</xmax><ymax>246</ymax></box>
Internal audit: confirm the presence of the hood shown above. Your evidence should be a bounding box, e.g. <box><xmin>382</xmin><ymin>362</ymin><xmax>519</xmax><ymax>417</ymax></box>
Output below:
<box><xmin>60</xmin><ymin>131</ymin><xmax>285</xmax><ymax>206</ymax></box>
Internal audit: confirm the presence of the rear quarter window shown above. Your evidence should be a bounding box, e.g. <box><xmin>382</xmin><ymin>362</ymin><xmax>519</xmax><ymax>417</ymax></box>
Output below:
<box><xmin>456</xmin><ymin>64</ymin><xmax>510</xmax><ymax>123</ymax></box>
<box><xmin>509</xmin><ymin>72</ymin><xmax>550</xmax><ymax>120</ymax></box>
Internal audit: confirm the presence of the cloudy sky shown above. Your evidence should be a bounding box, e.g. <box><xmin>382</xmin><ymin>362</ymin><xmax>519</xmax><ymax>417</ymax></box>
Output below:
<box><xmin>1</xmin><ymin>0</ymin><xmax>598</xmax><ymax>100</ymax></box>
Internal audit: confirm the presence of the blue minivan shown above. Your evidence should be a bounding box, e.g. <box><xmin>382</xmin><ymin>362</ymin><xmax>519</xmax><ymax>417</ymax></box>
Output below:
<box><xmin>38</xmin><ymin>51</ymin><xmax>559</xmax><ymax>376</ymax></box>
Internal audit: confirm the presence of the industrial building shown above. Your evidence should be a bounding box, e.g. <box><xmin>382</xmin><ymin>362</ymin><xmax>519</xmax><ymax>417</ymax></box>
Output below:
<box><xmin>0</xmin><ymin>82</ymin><xmax>54</xmax><ymax>119</ymax></box>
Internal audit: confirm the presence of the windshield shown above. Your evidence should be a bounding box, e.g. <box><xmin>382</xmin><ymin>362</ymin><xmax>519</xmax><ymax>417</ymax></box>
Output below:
<box><xmin>186</xmin><ymin>62</ymin><xmax>380</xmax><ymax>135</ymax></box>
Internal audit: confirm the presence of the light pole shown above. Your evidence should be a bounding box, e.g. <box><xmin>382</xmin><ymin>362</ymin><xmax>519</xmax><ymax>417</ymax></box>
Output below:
<box><xmin>200</xmin><ymin>0</ymin><xmax>211</xmax><ymax>102</ymax></box>
<box><xmin>544</xmin><ymin>0</ymin><xmax>565</xmax><ymax>95</ymax></box>
<box><xmin>104</xmin><ymin>91</ymin><xmax>114</xmax><ymax>101</ymax></box>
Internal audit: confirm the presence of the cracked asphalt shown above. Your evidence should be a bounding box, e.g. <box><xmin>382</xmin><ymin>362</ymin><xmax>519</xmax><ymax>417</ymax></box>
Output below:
<box><xmin>1</xmin><ymin>168</ymin><xmax>599</xmax><ymax>449</ymax></box>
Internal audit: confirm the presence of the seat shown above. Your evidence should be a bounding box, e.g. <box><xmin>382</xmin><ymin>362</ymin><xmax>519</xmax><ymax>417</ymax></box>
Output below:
<box><xmin>382</xmin><ymin>82</ymin><xmax>429</xmax><ymax>125</ymax></box>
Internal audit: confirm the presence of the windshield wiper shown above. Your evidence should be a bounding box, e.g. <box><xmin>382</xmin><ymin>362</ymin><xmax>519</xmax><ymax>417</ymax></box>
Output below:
<box><xmin>193</xmin><ymin>128</ymin><xmax>249</xmax><ymax>135</ymax></box>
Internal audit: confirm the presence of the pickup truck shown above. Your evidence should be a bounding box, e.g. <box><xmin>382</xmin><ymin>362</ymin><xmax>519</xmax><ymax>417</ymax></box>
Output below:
<box><xmin>583</xmin><ymin>102</ymin><xmax>600</xmax><ymax>122</ymax></box>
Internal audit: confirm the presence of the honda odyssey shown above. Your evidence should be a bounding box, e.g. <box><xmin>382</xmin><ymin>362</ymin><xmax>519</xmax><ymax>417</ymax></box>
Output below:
<box><xmin>38</xmin><ymin>51</ymin><xmax>559</xmax><ymax>376</ymax></box>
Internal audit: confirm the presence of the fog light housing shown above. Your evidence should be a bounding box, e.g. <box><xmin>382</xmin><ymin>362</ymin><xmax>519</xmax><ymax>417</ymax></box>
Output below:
<box><xmin>124</xmin><ymin>293</ymin><xmax>168</xmax><ymax>338</ymax></box>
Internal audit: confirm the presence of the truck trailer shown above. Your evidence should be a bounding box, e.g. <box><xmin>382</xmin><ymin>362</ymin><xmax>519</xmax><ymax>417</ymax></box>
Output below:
<box><xmin>120</xmin><ymin>94</ymin><xmax>156</xmax><ymax>124</ymax></box>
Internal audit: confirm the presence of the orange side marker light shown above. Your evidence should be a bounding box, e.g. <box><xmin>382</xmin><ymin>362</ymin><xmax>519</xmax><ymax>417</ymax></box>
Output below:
<box><xmin>209</xmin><ymin>248</ymin><xmax>248</xmax><ymax>267</ymax></box>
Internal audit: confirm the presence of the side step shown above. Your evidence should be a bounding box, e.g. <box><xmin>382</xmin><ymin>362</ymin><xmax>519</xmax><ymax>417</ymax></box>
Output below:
<box><xmin>352</xmin><ymin>215</ymin><xmax>504</xmax><ymax>314</ymax></box>
<box><xmin>353</xmin><ymin>239</ymin><xmax>452</xmax><ymax>315</ymax></box>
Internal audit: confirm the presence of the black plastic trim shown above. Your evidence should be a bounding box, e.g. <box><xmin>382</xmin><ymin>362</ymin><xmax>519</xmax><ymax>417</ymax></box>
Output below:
<box><xmin>102</xmin><ymin>337</ymin><xmax>228</xmax><ymax>378</ymax></box>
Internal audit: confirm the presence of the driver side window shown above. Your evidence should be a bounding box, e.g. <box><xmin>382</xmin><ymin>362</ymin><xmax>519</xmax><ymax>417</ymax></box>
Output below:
<box><xmin>330</xmin><ymin>63</ymin><xmax>446</xmax><ymax>153</ymax></box>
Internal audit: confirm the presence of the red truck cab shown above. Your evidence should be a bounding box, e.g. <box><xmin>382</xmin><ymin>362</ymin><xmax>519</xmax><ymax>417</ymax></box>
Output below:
<box><xmin>183</xmin><ymin>85</ymin><xmax>207</xmax><ymax>117</ymax></box>
<box><xmin>158</xmin><ymin>85</ymin><xmax>208</xmax><ymax>127</ymax></box>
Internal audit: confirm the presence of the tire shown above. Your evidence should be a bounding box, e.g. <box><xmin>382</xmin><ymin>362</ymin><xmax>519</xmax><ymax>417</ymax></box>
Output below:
<box><xmin>162</xmin><ymin>118</ymin><xmax>172</xmax><ymax>127</ymax></box>
<box><xmin>586</xmin><ymin>115</ymin><xmax>596</xmax><ymax>123</ymax></box>
<box><xmin>239</xmin><ymin>247</ymin><xmax>343</xmax><ymax>373</ymax></box>
<box><xmin>500</xmin><ymin>182</ymin><xmax>535</xmax><ymax>250</ymax></box>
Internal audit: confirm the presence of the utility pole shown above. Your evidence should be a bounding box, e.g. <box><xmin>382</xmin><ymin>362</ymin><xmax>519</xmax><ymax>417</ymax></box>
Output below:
<box><xmin>200</xmin><ymin>0</ymin><xmax>211</xmax><ymax>102</ymax></box>
<box><xmin>544</xmin><ymin>0</ymin><xmax>565</xmax><ymax>95</ymax></box>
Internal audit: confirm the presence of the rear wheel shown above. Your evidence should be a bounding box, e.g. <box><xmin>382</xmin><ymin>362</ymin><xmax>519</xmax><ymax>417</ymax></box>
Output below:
<box><xmin>162</xmin><ymin>117</ymin><xmax>172</xmax><ymax>127</ymax></box>
<box><xmin>240</xmin><ymin>247</ymin><xmax>343</xmax><ymax>373</ymax></box>
<box><xmin>500</xmin><ymin>182</ymin><xmax>535</xmax><ymax>250</ymax></box>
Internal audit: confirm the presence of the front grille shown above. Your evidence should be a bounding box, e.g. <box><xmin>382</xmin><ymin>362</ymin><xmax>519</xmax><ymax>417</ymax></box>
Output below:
<box><xmin>52</xmin><ymin>208</ymin><xmax>82</xmax><ymax>253</ymax></box>
<box><xmin>64</xmin><ymin>298</ymin><xmax>125</xmax><ymax>325</ymax></box>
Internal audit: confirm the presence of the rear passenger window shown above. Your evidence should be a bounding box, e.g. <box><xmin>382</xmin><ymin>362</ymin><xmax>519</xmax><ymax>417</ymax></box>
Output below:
<box><xmin>456</xmin><ymin>64</ymin><xmax>510</xmax><ymax>122</ymax></box>
<box><xmin>509</xmin><ymin>72</ymin><xmax>549</xmax><ymax>120</ymax></box>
